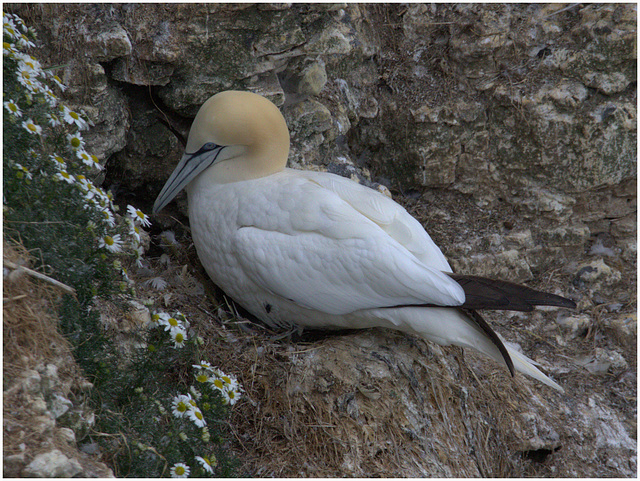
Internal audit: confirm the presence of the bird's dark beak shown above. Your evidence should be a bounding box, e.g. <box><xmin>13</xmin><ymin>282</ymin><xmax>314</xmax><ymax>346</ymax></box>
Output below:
<box><xmin>153</xmin><ymin>143</ymin><xmax>225</xmax><ymax>214</ymax></box>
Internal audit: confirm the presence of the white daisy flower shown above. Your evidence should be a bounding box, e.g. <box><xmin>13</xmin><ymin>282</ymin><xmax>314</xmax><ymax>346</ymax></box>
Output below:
<box><xmin>16</xmin><ymin>33</ymin><xmax>34</xmax><ymax>49</ymax></box>
<box><xmin>76</xmin><ymin>175</ymin><xmax>95</xmax><ymax>192</ymax></box>
<box><xmin>89</xmin><ymin>153</ymin><xmax>102</xmax><ymax>171</ymax></box>
<box><xmin>133</xmin><ymin>245</ymin><xmax>144</xmax><ymax>268</ymax></box>
<box><xmin>46</xmin><ymin>112</ymin><xmax>62</xmax><ymax>127</ymax></box>
<box><xmin>93</xmin><ymin>187</ymin><xmax>112</xmax><ymax>206</ymax></box>
<box><xmin>16</xmin><ymin>66</ymin><xmax>34</xmax><ymax>87</ymax></box>
<box><xmin>171</xmin><ymin>328</ymin><xmax>188</xmax><ymax>349</ymax></box>
<box><xmin>169</xmin><ymin>462</ymin><xmax>190</xmax><ymax>478</ymax></box>
<box><xmin>195</xmin><ymin>456</ymin><xmax>215</xmax><ymax>474</ymax></box>
<box><xmin>210</xmin><ymin>377</ymin><xmax>225</xmax><ymax>392</ymax></box>
<box><xmin>4</xmin><ymin>99</ymin><xmax>22</xmax><ymax>117</ymax></box>
<box><xmin>50</xmin><ymin>73</ymin><xmax>66</xmax><ymax>91</ymax></box>
<box><xmin>42</xmin><ymin>88</ymin><xmax>58</xmax><ymax>107</ymax></box>
<box><xmin>99</xmin><ymin>207</ymin><xmax>116</xmax><ymax>228</ymax></box>
<box><xmin>18</xmin><ymin>56</ymin><xmax>41</xmax><ymax>73</ymax></box>
<box><xmin>54</xmin><ymin>171</ymin><xmax>75</xmax><ymax>184</ymax></box>
<box><xmin>49</xmin><ymin>154</ymin><xmax>66</xmax><ymax>170</ymax></box>
<box><xmin>186</xmin><ymin>406</ymin><xmax>206</xmax><ymax>427</ymax></box>
<box><xmin>189</xmin><ymin>386</ymin><xmax>202</xmax><ymax>400</ymax></box>
<box><xmin>23</xmin><ymin>78</ymin><xmax>44</xmax><ymax>95</ymax></box>
<box><xmin>219</xmin><ymin>388</ymin><xmax>232</xmax><ymax>405</ymax></box>
<box><xmin>125</xmin><ymin>218</ymin><xmax>141</xmax><ymax>243</ymax></box>
<box><xmin>21</xmin><ymin>118</ymin><xmax>41</xmax><ymax>135</ymax></box>
<box><xmin>158</xmin><ymin>315</ymin><xmax>182</xmax><ymax>332</ymax></box>
<box><xmin>126</xmin><ymin>205</ymin><xmax>152</xmax><ymax>227</ymax></box>
<box><xmin>195</xmin><ymin>370</ymin><xmax>210</xmax><ymax>384</ymax></box>
<box><xmin>171</xmin><ymin>394</ymin><xmax>192</xmax><ymax>418</ymax></box>
<box><xmin>76</xmin><ymin>149</ymin><xmax>97</xmax><ymax>169</ymax></box>
<box><xmin>3</xmin><ymin>41</ymin><xmax>17</xmax><ymax>56</ymax></box>
<box><xmin>13</xmin><ymin>163</ymin><xmax>32</xmax><ymax>180</ymax></box>
<box><xmin>62</xmin><ymin>105</ymin><xmax>88</xmax><ymax>130</ymax></box>
<box><xmin>193</xmin><ymin>360</ymin><xmax>213</xmax><ymax>371</ymax></box>
<box><xmin>66</xmin><ymin>131</ymin><xmax>85</xmax><ymax>150</ymax></box>
<box><xmin>99</xmin><ymin>234</ymin><xmax>123</xmax><ymax>253</ymax></box>
<box><xmin>3</xmin><ymin>19</ymin><xmax>18</xmax><ymax>39</ymax></box>
<box><xmin>149</xmin><ymin>313</ymin><xmax>161</xmax><ymax>327</ymax></box>
<box><xmin>225</xmin><ymin>387</ymin><xmax>242</xmax><ymax>406</ymax></box>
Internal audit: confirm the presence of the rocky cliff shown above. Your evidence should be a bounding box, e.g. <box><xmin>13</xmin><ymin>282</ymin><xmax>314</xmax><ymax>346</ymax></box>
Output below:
<box><xmin>7</xmin><ymin>3</ymin><xmax>636</xmax><ymax>477</ymax></box>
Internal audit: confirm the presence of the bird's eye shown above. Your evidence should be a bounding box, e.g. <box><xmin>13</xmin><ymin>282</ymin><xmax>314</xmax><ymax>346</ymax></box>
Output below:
<box><xmin>202</xmin><ymin>142</ymin><xmax>217</xmax><ymax>150</ymax></box>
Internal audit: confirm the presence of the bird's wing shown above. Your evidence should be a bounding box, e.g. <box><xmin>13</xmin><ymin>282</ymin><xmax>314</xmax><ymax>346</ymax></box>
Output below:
<box><xmin>233</xmin><ymin>174</ymin><xmax>464</xmax><ymax>316</ymax></box>
<box><xmin>296</xmin><ymin>170</ymin><xmax>452</xmax><ymax>272</ymax></box>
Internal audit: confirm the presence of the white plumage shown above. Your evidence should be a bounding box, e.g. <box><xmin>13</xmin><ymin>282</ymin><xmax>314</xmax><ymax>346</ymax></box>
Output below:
<box><xmin>154</xmin><ymin>91</ymin><xmax>575</xmax><ymax>392</ymax></box>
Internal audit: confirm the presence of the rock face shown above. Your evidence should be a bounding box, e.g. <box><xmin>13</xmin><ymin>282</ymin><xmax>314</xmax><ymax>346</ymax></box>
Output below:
<box><xmin>3</xmin><ymin>243</ymin><xmax>114</xmax><ymax>478</ymax></box>
<box><xmin>10</xmin><ymin>3</ymin><xmax>636</xmax><ymax>477</ymax></box>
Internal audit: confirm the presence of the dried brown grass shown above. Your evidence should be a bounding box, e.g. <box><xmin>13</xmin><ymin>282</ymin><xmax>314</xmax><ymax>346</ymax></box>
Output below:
<box><xmin>3</xmin><ymin>239</ymin><xmax>81</xmax><ymax>456</ymax></box>
<box><xmin>3</xmin><ymin>238</ymin><xmax>76</xmax><ymax>378</ymax></box>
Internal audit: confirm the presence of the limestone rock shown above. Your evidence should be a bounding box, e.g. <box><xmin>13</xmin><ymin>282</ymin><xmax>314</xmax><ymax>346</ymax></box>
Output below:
<box><xmin>22</xmin><ymin>449</ymin><xmax>83</xmax><ymax>478</ymax></box>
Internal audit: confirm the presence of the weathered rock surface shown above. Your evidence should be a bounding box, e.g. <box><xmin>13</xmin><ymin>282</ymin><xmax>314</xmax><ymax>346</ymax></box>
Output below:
<box><xmin>8</xmin><ymin>3</ymin><xmax>636</xmax><ymax>477</ymax></box>
<box><xmin>3</xmin><ymin>243</ymin><xmax>114</xmax><ymax>478</ymax></box>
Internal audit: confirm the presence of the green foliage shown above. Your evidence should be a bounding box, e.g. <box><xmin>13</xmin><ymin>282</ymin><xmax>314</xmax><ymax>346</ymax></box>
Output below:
<box><xmin>3</xmin><ymin>11</ymin><xmax>242</xmax><ymax>477</ymax></box>
<box><xmin>90</xmin><ymin>314</ymin><xmax>242</xmax><ymax>477</ymax></box>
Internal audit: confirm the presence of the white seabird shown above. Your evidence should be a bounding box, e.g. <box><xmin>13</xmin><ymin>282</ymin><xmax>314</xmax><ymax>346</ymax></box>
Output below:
<box><xmin>153</xmin><ymin>90</ymin><xmax>576</xmax><ymax>392</ymax></box>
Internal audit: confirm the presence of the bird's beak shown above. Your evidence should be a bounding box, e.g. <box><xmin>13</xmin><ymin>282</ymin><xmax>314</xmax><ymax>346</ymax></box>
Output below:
<box><xmin>153</xmin><ymin>143</ymin><xmax>226</xmax><ymax>214</ymax></box>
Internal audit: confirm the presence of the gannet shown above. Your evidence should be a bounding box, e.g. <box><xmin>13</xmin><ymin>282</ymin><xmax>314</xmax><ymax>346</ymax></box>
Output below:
<box><xmin>153</xmin><ymin>91</ymin><xmax>576</xmax><ymax>392</ymax></box>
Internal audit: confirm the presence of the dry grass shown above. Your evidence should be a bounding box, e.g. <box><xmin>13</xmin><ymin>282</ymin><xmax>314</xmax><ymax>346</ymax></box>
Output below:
<box><xmin>3</xmin><ymin>238</ymin><xmax>77</xmax><ymax>380</ymax></box>
<box><xmin>2</xmin><ymin>238</ymin><xmax>108</xmax><ymax>475</ymax></box>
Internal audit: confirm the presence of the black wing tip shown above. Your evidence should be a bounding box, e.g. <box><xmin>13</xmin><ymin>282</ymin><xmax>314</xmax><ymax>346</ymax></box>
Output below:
<box><xmin>462</xmin><ymin>308</ymin><xmax>515</xmax><ymax>377</ymax></box>
<box><xmin>538</xmin><ymin>293</ymin><xmax>577</xmax><ymax>310</ymax></box>
<box><xmin>449</xmin><ymin>274</ymin><xmax>577</xmax><ymax>311</ymax></box>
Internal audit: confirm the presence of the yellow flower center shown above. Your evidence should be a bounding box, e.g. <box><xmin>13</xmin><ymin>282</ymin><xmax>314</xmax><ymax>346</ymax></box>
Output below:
<box><xmin>196</xmin><ymin>374</ymin><xmax>209</xmax><ymax>383</ymax></box>
<box><xmin>174</xmin><ymin>466</ymin><xmax>185</xmax><ymax>476</ymax></box>
<box><xmin>177</xmin><ymin>401</ymin><xmax>187</xmax><ymax>413</ymax></box>
<box><xmin>104</xmin><ymin>236</ymin><xmax>114</xmax><ymax>246</ymax></box>
<box><xmin>70</xmin><ymin>111</ymin><xmax>79</xmax><ymax>120</ymax></box>
<box><xmin>168</xmin><ymin>317</ymin><xmax>178</xmax><ymax>327</ymax></box>
<box><xmin>70</xmin><ymin>137</ymin><xmax>81</xmax><ymax>148</ymax></box>
<box><xmin>175</xmin><ymin>333</ymin><xmax>184</xmax><ymax>343</ymax></box>
<box><xmin>27</xmin><ymin>123</ymin><xmax>37</xmax><ymax>132</ymax></box>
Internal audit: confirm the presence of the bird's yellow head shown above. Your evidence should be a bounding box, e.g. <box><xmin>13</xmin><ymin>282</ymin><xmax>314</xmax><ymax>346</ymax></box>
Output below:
<box><xmin>153</xmin><ymin>91</ymin><xmax>290</xmax><ymax>214</ymax></box>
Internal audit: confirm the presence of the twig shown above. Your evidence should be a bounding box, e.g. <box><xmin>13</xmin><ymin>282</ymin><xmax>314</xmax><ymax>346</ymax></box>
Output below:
<box><xmin>4</xmin><ymin>294</ymin><xmax>28</xmax><ymax>302</ymax></box>
<box><xmin>3</xmin><ymin>259</ymin><xmax>76</xmax><ymax>295</ymax></box>
<box><xmin>544</xmin><ymin>3</ymin><xmax>581</xmax><ymax>19</ymax></box>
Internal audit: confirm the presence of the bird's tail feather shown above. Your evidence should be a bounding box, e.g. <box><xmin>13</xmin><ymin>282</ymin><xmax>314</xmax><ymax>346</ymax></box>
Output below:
<box><xmin>373</xmin><ymin>307</ymin><xmax>564</xmax><ymax>392</ymax></box>
<box><xmin>505</xmin><ymin>343</ymin><xmax>564</xmax><ymax>392</ymax></box>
